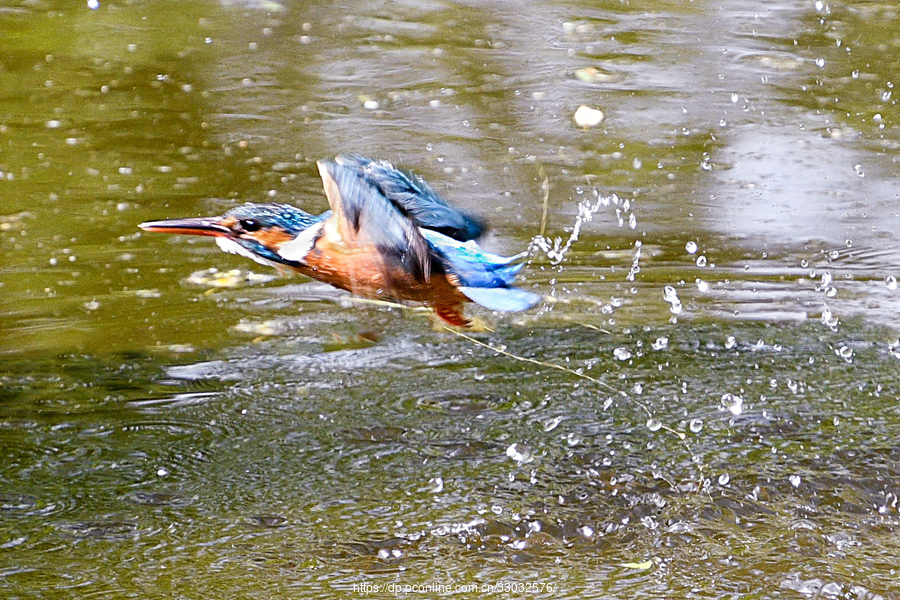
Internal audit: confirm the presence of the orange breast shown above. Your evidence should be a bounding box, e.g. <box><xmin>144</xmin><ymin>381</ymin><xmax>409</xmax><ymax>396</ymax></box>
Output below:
<box><xmin>293</xmin><ymin>238</ymin><xmax>468</xmax><ymax>320</ymax></box>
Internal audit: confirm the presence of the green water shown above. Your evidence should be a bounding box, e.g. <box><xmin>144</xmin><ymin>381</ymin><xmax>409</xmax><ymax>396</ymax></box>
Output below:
<box><xmin>2</xmin><ymin>0</ymin><xmax>899</xmax><ymax>598</ymax></box>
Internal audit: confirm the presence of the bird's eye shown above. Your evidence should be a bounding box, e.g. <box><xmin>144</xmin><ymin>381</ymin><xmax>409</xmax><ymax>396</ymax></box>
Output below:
<box><xmin>239</xmin><ymin>218</ymin><xmax>260</xmax><ymax>232</ymax></box>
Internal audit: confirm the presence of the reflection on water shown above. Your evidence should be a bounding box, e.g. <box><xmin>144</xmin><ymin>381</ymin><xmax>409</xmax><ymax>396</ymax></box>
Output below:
<box><xmin>2</xmin><ymin>0</ymin><xmax>900</xmax><ymax>598</ymax></box>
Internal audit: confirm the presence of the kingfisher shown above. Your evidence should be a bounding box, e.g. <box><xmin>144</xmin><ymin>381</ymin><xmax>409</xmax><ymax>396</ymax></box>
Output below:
<box><xmin>139</xmin><ymin>154</ymin><xmax>540</xmax><ymax>326</ymax></box>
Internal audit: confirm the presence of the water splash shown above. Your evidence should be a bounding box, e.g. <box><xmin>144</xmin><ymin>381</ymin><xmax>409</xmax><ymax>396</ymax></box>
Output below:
<box><xmin>614</xmin><ymin>347</ymin><xmax>633</xmax><ymax>361</ymax></box>
<box><xmin>663</xmin><ymin>285</ymin><xmax>683</xmax><ymax>315</ymax></box>
<box><xmin>720</xmin><ymin>393</ymin><xmax>743</xmax><ymax>416</ymax></box>
<box><xmin>626</xmin><ymin>240</ymin><xmax>642</xmax><ymax>282</ymax></box>
<box><xmin>529</xmin><ymin>192</ymin><xmax>617</xmax><ymax>264</ymax></box>
<box><xmin>543</xmin><ymin>416</ymin><xmax>563</xmax><ymax>432</ymax></box>
<box><xmin>821</xmin><ymin>306</ymin><xmax>839</xmax><ymax>330</ymax></box>
<box><xmin>506</xmin><ymin>443</ymin><xmax>534</xmax><ymax>465</ymax></box>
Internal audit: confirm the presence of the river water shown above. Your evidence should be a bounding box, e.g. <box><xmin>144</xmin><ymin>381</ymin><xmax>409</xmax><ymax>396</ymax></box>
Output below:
<box><xmin>1</xmin><ymin>0</ymin><xmax>899</xmax><ymax>597</ymax></box>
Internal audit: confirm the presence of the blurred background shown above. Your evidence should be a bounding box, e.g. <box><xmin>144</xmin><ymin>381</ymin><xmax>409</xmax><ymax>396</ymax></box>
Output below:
<box><xmin>1</xmin><ymin>0</ymin><xmax>898</xmax><ymax>597</ymax></box>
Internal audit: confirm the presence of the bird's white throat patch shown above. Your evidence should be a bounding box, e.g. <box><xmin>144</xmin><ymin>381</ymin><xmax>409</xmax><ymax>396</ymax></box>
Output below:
<box><xmin>215</xmin><ymin>237</ymin><xmax>279</xmax><ymax>268</ymax></box>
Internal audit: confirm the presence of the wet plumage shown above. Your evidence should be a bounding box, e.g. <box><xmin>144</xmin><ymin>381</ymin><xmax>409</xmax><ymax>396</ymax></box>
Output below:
<box><xmin>140</xmin><ymin>155</ymin><xmax>540</xmax><ymax>325</ymax></box>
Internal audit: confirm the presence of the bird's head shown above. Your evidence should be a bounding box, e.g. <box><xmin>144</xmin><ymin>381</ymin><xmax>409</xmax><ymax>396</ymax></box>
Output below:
<box><xmin>139</xmin><ymin>203</ymin><xmax>325</xmax><ymax>268</ymax></box>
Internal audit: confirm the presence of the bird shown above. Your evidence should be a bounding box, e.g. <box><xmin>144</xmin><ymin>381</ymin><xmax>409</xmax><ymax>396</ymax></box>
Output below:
<box><xmin>139</xmin><ymin>154</ymin><xmax>541</xmax><ymax>326</ymax></box>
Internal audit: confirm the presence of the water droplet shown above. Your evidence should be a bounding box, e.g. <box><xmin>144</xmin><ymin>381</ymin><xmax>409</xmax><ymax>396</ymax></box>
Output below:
<box><xmin>689</xmin><ymin>419</ymin><xmax>703</xmax><ymax>433</ymax></box>
<box><xmin>789</xmin><ymin>474</ymin><xmax>801</xmax><ymax>488</ymax></box>
<box><xmin>814</xmin><ymin>0</ymin><xmax>825</xmax><ymax>11</ymax></box>
<box><xmin>851</xmin><ymin>69</ymin><xmax>859</xmax><ymax>79</ymax></box>
<box><xmin>614</xmin><ymin>347</ymin><xmax>633</xmax><ymax>361</ymax></box>
<box><xmin>646</xmin><ymin>418</ymin><xmax>662</xmax><ymax>432</ymax></box>
<box><xmin>718</xmin><ymin>473</ymin><xmax>730</xmax><ymax>486</ymax></box>
<box><xmin>566</xmin><ymin>432</ymin><xmax>582</xmax><ymax>447</ymax></box>
<box><xmin>663</xmin><ymin>286</ymin><xmax>683</xmax><ymax>315</ymax></box>
<box><xmin>886</xmin><ymin>275</ymin><xmax>897</xmax><ymax>290</ymax></box>
<box><xmin>156</xmin><ymin>468</ymin><xmax>169</xmax><ymax>477</ymax></box>
<box><xmin>854</xmin><ymin>164</ymin><xmax>864</xmax><ymax>177</ymax></box>
<box><xmin>730</xmin><ymin>93</ymin><xmax>739</xmax><ymax>103</ymax></box>
<box><xmin>720</xmin><ymin>393</ymin><xmax>743</xmax><ymax>416</ymax></box>
<box><xmin>685</xmin><ymin>241</ymin><xmax>698</xmax><ymax>254</ymax></box>
<box><xmin>800</xmin><ymin>259</ymin><xmax>809</xmax><ymax>268</ymax></box>
<box><xmin>543</xmin><ymin>416</ymin><xmax>563</xmax><ymax>432</ymax></box>
<box><xmin>578</xmin><ymin>525</ymin><xmax>594</xmax><ymax>538</ymax></box>
<box><xmin>652</xmin><ymin>337</ymin><xmax>668</xmax><ymax>350</ymax></box>
<box><xmin>696</xmin><ymin>279</ymin><xmax>710</xmax><ymax>293</ymax></box>
<box><xmin>815</xmin><ymin>57</ymin><xmax>826</xmax><ymax>68</ymax></box>
<box><xmin>506</xmin><ymin>443</ymin><xmax>534</xmax><ymax>464</ymax></box>
<box><xmin>429</xmin><ymin>477</ymin><xmax>444</xmax><ymax>493</ymax></box>
<box><xmin>725</xmin><ymin>336</ymin><xmax>736</xmax><ymax>350</ymax></box>
<box><xmin>838</xmin><ymin>345</ymin><xmax>853</xmax><ymax>359</ymax></box>
<box><xmin>696</xmin><ymin>255</ymin><xmax>708</xmax><ymax>267</ymax></box>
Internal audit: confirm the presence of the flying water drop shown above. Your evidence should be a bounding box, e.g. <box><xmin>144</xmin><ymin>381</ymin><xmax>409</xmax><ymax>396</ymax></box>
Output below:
<box><xmin>506</xmin><ymin>443</ymin><xmax>534</xmax><ymax>464</ymax></box>
<box><xmin>720</xmin><ymin>393</ymin><xmax>743</xmax><ymax>416</ymax></box>
<box><xmin>614</xmin><ymin>347</ymin><xmax>633</xmax><ymax>361</ymax></box>
<box><xmin>543</xmin><ymin>416</ymin><xmax>563</xmax><ymax>432</ymax></box>
<box><xmin>663</xmin><ymin>285</ymin><xmax>683</xmax><ymax>315</ymax></box>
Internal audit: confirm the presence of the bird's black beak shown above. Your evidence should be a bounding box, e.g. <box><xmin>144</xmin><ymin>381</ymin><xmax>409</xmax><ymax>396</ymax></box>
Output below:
<box><xmin>139</xmin><ymin>217</ymin><xmax>232</xmax><ymax>238</ymax></box>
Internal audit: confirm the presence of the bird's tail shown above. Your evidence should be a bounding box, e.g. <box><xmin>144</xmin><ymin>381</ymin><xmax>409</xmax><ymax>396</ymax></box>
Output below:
<box><xmin>458</xmin><ymin>286</ymin><xmax>542</xmax><ymax>312</ymax></box>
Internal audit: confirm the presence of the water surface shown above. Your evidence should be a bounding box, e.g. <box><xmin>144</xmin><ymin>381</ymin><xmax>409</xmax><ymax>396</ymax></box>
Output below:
<box><xmin>1</xmin><ymin>0</ymin><xmax>899</xmax><ymax>597</ymax></box>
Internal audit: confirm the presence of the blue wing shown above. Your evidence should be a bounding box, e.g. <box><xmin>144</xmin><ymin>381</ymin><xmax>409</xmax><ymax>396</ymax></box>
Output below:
<box><xmin>318</xmin><ymin>159</ymin><xmax>432</xmax><ymax>283</ymax></box>
<box><xmin>421</xmin><ymin>229</ymin><xmax>541</xmax><ymax>312</ymax></box>
<box><xmin>335</xmin><ymin>154</ymin><xmax>485</xmax><ymax>241</ymax></box>
<box><xmin>318</xmin><ymin>156</ymin><xmax>539</xmax><ymax>314</ymax></box>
